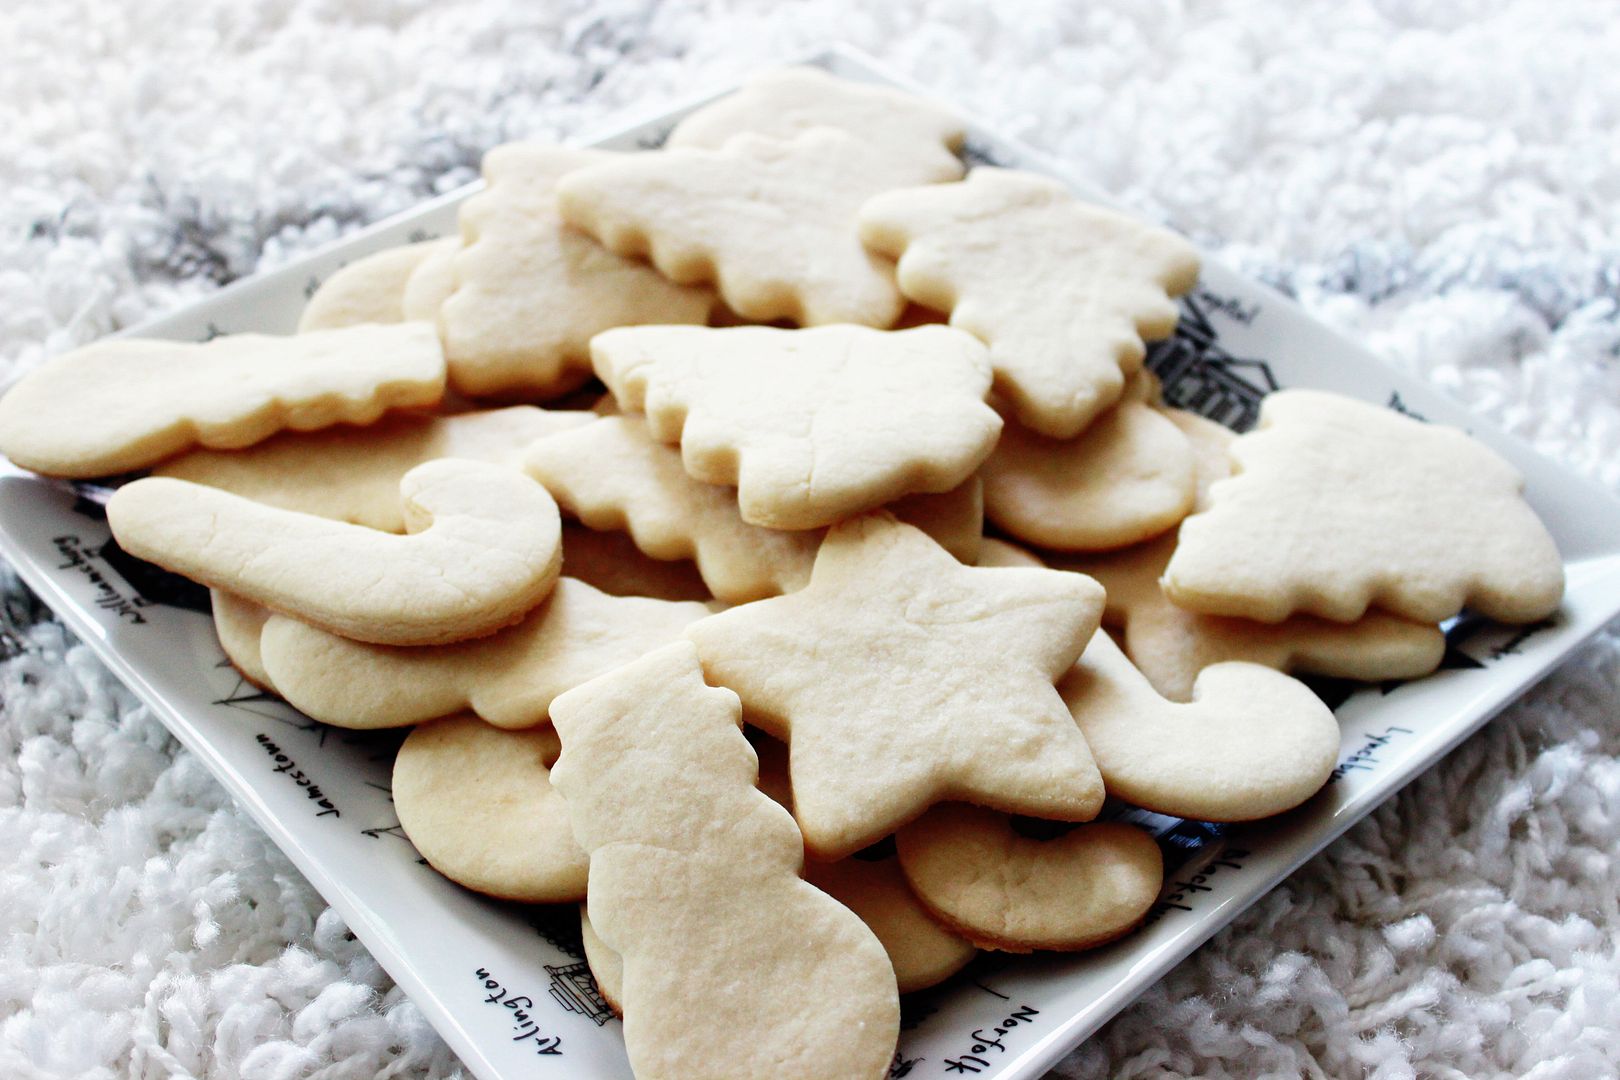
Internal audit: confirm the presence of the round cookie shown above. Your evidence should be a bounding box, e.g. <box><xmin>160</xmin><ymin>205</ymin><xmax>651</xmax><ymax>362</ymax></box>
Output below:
<box><xmin>981</xmin><ymin>397</ymin><xmax>1197</xmax><ymax>552</ymax></box>
<box><xmin>392</xmin><ymin>715</ymin><xmax>588</xmax><ymax>903</ymax></box>
<box><xmin>895</xmin><ymin>802</ymin><xmax>1163</xmax><ymax>953</ymax></box>
<box><xmin>804</xmin><ymin>854</ymin><xmax>978</xmax><ymax>993</ymax></box>
<box><xmin>752</xmin><ymin>729</ymin><xmax>976</xmax><ymax>994</ymax></box>
<box><xmin>210</xmin><ymin>590</ymin><xmax>274</xmax><ymax>691</ymax></box>
<box><xmin>579</xmin><ymin>906</ymin><xmax>624</xmax><ymax>1017</ymax></box>
<box><xmin>298</xmin><ymin>239</ymin><xmax>458</xmax><ymax>332</ymax></box>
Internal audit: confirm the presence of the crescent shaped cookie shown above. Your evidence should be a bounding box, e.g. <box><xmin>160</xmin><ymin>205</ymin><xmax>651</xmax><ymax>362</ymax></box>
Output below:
<box><xmin>548</xmin><ymin>641</ymin><xmax>900</xmax><ymax>1080</ymax></box>
<box><xmin>1059</xmin><ymin>629</ymin><xmax>1341</xmax><ymax>821</ymax></box>
<box><xmin>441</xmin><ymin>143</ymin><xmax>713</xmax><ymax>398</ymax></box>
<box><xmin>667</xmin><ymin>64</ymin><xmax>965</xmax><ymax>183</ymax></box>
<box><xmin>392</xmin><ymin>715</ymin><xmax>588</xmax><ymax>903</ymax></box>
<box><xmin>258</xmin><ymin>578</ymin><xmax>709</xmax><ymax>729</ymax></box>
<box><xmin>684</xmin><ymin>513</ymin><xmax>1107</xmax><ymax>860</ymax></box>
<box><xmin>297</xmin><ymin>239</ymin><xmax>459</xmax><ymax>332</ymax></box>
<box><xmin>0</xmin><ymin>323</ymin><xmax>446</xmax><ymax>477</ymax></box>
<box><xmin>107</xmin><ymin>459</ymin><xmax>562</xmax><ymax>646</ymax></box>
<box><xmin>1162</xmin><ymin>389</ymin><xmax>1564</xmax><ymax>624</ymax></box>
<box><xmin>895</xmin><ymin>803</ymin><xmax>1163</xmax><ymax>952</ymax></box>
<box><xmin>859</xmin><ymin>168</ymin><xmax>1200</xmax><ymax>439</ymax></box>
<box><xmin>593</xmin><ymin>323</ymin><xmax>1000</xmax><ymax>529</ymax></box>
<box><xmin>556</xmin><ymin>128</ymin><xmax>923</xmax><ymax>327</ymax></box>
<box><xmin>156</xmin><ymin>406</ymin><xmax>594</xmax><ymax>532</ymax></box>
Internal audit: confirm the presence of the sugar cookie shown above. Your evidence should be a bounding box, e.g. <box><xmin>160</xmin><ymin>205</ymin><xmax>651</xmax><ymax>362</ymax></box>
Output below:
<box><xmin>297</xmin><ymin>239</ymin><xmax>458</xmax><ymax>332</ymax></box>
<box><xmin>982</xmin><ymin>397</ymin><xmax>1197</xmax><ymax>551</ymax></box>
<box><xmin>0</xmin><ymin>323</ymin><xmax>445</xmax><ymax>477</ymax></box>
<box><xmin>859</xmin><ymin>168</ymin><xmax>1200</xmax><ymax>438</ymax></box>
<box><xmin>107</xmin><ymin>460</ymin><xmax>561</xmax><ymax>646</ymax></box>
<box><xmin>557</xmin><ymin>128</ymin><xmax>921</xmax><ymax>327</ymax></box>
<box><xmin>750</xmin><ymin>731</ymin><xmax>977</xmax><ymax>993</ymax></box>
<box><xmin>1059</xmin><ymin>630</ymin><xmax>1340</xmax><ymax>821</ymax></box>
<box><xmin>594</xmin><ymin>323</ymin><xmax>1000</xmax><ymax>529</ymax></box>
<box><xmin>1055</xmin><ymin>534</ymin><xmax>1446</xmax><ymax>701</ymax></box>
<box><xmin>400</xmin><ymin>243</ymin><xmax>459</xmax><ymax>321</ymax></box>
<box><xmin>1163</xmin><ymin>389</ymin><xmax>1564</xmax><ymax>624</ymax></box>
<box><xmin>579</xmin><ymin>907</ymin><xmax>623</xmax><ymax>1016</ymax></box>
<box><xmin>525</xmin><ymin>416</ymin><xmax>982</xmax><ymax>603</ymax></box>
<box><xmin>258</xmin><ymin>578</ymin><xmax>708</xmax><ymax>729</ymax></box>
<box><xmin>442</xmin><ymin>143</ymin><xmax>712</xmax><ymax>398</ymax></box>
<box><xmin>156</xmin><ymin>406</ymin><xmax>594</xmax><ymax>532</ymax></box>
<box><xmin>548</xmin><ymin>641</ymin><xmax>899</xmax><ymax>1080</ymax></box>
<box><xmin>976</xmin><ymin>537</ymin><xmax>1043</xmax><ymax>569</ymax></box>
<box><xmin>668</xmin><ymin>65</ymin><xmax>965</xmax><ymax>183</ymax></box>
<box><xmin>560</xmin><ymin>522</ymin><xmax>711</xmax><ymax>602</ymax></box>
<box><xmin>684</xmin><ymin>513</ymin><xmax>1106</xmax><ymax>860</ymax></box>
<box><xmin>211</xmin><ymin>590</ymin><xmax>273</xmax><ymax>690</ymax></box>
<box><xmin>804</xmin><ymin>854</ymin><xmax>978</xmax><ymax>993</ymax></box>
<box><xmin>392</xmin><ymin>715</ymin><xmax>588</xmax><ymax>902</ymax></box>
<box><xmin>889</xmin><ymin>478</ymin><xmax>984</xmax><ymax>565</ymax></box>
<box><xmin>895</xmin><ymin>803</ymin><xmax>1162</xmax><ymax>952</ymax></box>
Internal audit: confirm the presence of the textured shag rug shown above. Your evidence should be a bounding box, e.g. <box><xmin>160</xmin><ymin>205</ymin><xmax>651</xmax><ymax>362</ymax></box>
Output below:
<box><xmin>4</xmin><ymin>2</ymin><xmax>1620</xmax><ymax>1077</ymax></box>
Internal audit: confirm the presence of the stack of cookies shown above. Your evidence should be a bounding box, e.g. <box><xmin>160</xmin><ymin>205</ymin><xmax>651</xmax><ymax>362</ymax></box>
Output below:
<box><xmin>0</xmin><ymin>65</ymin><xmax>1564</xmax><ymax>1080</ymax></box>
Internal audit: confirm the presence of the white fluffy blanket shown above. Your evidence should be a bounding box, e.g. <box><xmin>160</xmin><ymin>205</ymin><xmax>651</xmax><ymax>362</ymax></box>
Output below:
<box><xmin>3</xmin><ymin>2</ymin><xmax>1619</xmax><ymax>1077</ymax></box>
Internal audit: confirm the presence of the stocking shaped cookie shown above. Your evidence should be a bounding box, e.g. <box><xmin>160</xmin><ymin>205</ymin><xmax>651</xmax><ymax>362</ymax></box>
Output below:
<box><xmin>157</xmin><ymin>406</ymin><xmax>594</xmax><ymax>532</ymax></box>
<box><xmin>557</xmin><ymin>128</ymin><xmax>923</xmax><ymax>327</ymax></box>
<box><xmin>859</xmin><ymin>168</ymin><xmax>1200</xmax><ymax>438</ymax></box>
<box><xmin>297</xmin><ymin>239</ymin><xmax>458</xmax><ymax>331</ymax></box>
<box><xmin>258</xmin><ymin>578</ymin><xmax>709</xmax><ymax>729</ymax></box>
<box><xmin>685</xmin><ymin>513</ymin><xmax>1107</xmax><ymax>859</ymax></box>
<box><xmin>548</xmin><ymin>642</ymin><xmax>899</xmax><ymax>1080</ymax></box>
<box><xmin>982</xmin><ymin>397</ymin><xmax>1197</xmax><ymax>551</ymax></box>
<box><xmin>0</xmin><ymin>323</ymin><xmax>445</xmax><ymax>477</ymax></box>
<box><xmin>393</xmin><ymin>715</ymin><xmax>588</xmax><ymax>903</ymax></box>
<box><xmin>667</xmin><ymin>64</ymin><xmax>965</xmax><ymax>183</ymax></box>
<box><xmin>442</xmin><ymin>143</ymin><xmax>713</xmax><ymax>398</ymax></box>
<box><xmin>108</xmin><ymin>460</ymin><xmax>561</xmax><ymax>646</ymax></box>
<box><xmin>895</xmin><ymin>804</ymin><xmax>1163</xmax><ymax>953</ymax></box>
<box><xmin>1163</xmin><ymin>389</ymin><xmax>1564</xmax><ymax>624</ymax></box>
<box><xmin>594</xmin><ymin>323</ymin><xmax>1001</xmax><ymax>529</ymax></box>
<box><xmin>525</xmin><ymin>416</ymin><xmax>984</xmax><ymax>603</ymax></box>
<box><xmin>1059</xmin><ymin>630</ymin><xmax>1340</xmax><ymax>821</ymax></box>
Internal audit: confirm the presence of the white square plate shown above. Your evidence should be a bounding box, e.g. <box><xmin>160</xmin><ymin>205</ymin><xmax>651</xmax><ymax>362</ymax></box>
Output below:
<box><xmin>4</xmin><ymin>45</ymin><xmax>1619</xmax><ymax>1080</ymax></box>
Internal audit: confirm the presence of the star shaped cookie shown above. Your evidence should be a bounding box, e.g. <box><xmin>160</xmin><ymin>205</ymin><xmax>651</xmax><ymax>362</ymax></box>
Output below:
<box><xmin>685</xmin><ymin>513</ymin><xmax>1107</xmax><ymax>859</ymax></box>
